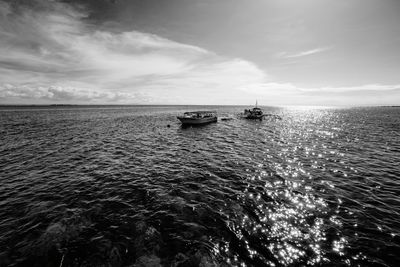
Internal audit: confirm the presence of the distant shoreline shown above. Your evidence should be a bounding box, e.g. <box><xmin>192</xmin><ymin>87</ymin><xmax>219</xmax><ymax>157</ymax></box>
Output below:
<box><xmin>0</xmin><ymin>104</ymin><xmax>398</xmax><ymax>108</ymax></box>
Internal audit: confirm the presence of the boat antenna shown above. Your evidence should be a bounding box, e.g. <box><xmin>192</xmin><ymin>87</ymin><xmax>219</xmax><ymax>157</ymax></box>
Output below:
<box><xmin>256</xmin><ymin>100</ymin><xmax>258</xmax><ymax>108</ymax></box>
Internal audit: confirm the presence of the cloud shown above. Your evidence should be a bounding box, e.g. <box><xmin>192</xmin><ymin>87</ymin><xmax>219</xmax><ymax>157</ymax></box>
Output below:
<box><xmin>279</xmin><ymin>46</ymin><xmax>332</xmax><ymax>58</ymax></box>
<box><xmin>301</xmin><ymin>84</ymin><xmax>400</xmax><ymax>93</ymax></box>
<box><xmin>0</xmin><ymin>84</ymin><xmax>151</xmax><ymax>103</ymax></box>
<box><xmin>0</xmin><ymin>0</ymin><xmax>267</xmax><ymax>104</ymax></box>
<box><xmin>244</xmin><ymin>82</ymin><xmax>400</xmax><ymax>94</ymax></box>
<box><xmin>130</xmin><ymin>58</ymin><xmax>266</xmax><ymax>104</ymax></box>
<box><xmin>1</xmin><ymin>1</ymin><xmax>397</xmax><ymax>106</ymax></box>
<box><xmin>240</xmin><ymin>82</ymin><xmax>400</xmax><ymax>106</ymax></box>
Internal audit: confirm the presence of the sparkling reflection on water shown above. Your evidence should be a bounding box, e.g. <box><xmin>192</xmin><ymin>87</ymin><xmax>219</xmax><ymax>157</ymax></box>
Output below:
<box><xmin>0</xmin><ymin>106</ymin><xmax>399</xmax><ymax>267</ymax></box>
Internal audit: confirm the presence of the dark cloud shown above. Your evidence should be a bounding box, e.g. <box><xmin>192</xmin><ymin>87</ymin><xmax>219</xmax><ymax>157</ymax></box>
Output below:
<box><xmin>2</xmin><ymin>0</ymin><xmax>67</xmax><ymax>13</ymax></box>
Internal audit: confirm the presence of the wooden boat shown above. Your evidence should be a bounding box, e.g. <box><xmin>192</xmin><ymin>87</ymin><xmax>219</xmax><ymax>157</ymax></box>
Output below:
<box><xmin>177</xmin><ymin>111</ymin><xmax>217</xmax><ymax>125</ymax></box>
<box><xmin>244</xmin><ymin>101</ymin><xmax>263</xmax><ymax>120</ymax></box>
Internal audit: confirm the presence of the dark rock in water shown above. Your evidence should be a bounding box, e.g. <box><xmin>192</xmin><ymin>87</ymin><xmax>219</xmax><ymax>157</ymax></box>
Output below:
<box><xmin>172</xmin><ymin>253</ymin><xmax>189</xmax><ymax>266</ymax></box>
<box><xmin>133</xmin><ymin>254</ymin><xmax>161</xmax><ymax>267</ymax></box>
<box><xmin>133</xmin><ymin>221</ymin><xmax>162</xmax><ymax>258</ymax></box>
<box><xmin>171</xmin><ymin>250</ymin><xmax>217</xmax><ymax>267</ymax></box>
<box><xmin>135</xmin><ymin>220</ymin><xmax>147</xmax><ymax>233</ymax></box>
<box><xmin>144</xmin><ymin>226</ymin><xmax>161</xmax><ymax>253</ymax></box>
<box><xmin>42</xmin><ymin>223</ymin><xmax>66</xmax><ymax>244</ymax></box>
<box><xmin>195</xmin><ymin>250</ymin><xmax>218</xmax><ymax>267</ymax></box>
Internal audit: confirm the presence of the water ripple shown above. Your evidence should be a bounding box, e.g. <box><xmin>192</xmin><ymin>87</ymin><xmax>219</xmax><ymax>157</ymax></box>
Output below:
<box><xmin>0</xmin><ymin>106</ymin><xmax>399</xmax><ymax>266</ymax></box>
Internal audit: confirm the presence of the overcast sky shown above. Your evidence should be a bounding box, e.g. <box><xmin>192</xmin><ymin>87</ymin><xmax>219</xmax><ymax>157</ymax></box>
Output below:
<box><xmin>1</xmin><ymin>0</ymin><xmax>399</xmax><ymax>105</ymax></box>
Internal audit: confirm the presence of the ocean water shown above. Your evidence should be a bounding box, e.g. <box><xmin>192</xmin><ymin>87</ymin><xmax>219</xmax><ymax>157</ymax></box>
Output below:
<box><xmin>0</xmin><ymin>105</ymin><xmax>399</xmax><ymax>267</ymax></box>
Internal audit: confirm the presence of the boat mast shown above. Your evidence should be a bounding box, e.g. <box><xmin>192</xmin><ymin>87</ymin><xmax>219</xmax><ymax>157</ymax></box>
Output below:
<box><xmin>256</xmin><ymin>100</ymin><xmax>258</xmax><ymax>108</ymax></box>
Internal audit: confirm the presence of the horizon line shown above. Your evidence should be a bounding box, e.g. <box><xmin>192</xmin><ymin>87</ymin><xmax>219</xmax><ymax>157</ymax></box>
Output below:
<box><xmin>0</xmin><ymin>104</ymin><xmax>399</xmax><ymax>108</ymax></box>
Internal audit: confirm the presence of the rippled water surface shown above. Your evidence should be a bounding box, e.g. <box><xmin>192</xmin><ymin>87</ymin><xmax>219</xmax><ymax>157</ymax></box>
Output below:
<box><xmin>1</xmin><ymin>105</ymin><xmax>400</xmax><ymax>267</ymax></box>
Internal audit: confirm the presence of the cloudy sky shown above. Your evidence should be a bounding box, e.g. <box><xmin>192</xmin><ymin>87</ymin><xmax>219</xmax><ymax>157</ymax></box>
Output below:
<box><xmin>1</xmin><ymin>0</ymin><xmax>399</xmax><ymax>105</ymax></box>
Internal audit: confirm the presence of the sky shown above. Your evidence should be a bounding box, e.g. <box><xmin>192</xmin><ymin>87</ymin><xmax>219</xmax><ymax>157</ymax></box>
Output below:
<box><xmin>0</xmin><ymin>0</ymin><xmax>400</xmax><ymax>106</ymax></box>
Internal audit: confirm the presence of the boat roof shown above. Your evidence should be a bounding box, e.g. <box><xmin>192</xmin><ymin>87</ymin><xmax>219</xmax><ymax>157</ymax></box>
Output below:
<box><xmin>184</xmin><ymin>110</ymin><xmax>216</xmax><ymax>114</ymax></box>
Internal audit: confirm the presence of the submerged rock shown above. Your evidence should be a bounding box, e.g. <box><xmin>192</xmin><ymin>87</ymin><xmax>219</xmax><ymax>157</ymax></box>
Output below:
<box><xmin>133</xmin><ymin>254</ymin><xmax>161</xmax><ymax>267</ymax></box>
<box><xmin>171</xmin><ymin>250</ymin><xmax>218</xmax><ymax>267</ymax></box>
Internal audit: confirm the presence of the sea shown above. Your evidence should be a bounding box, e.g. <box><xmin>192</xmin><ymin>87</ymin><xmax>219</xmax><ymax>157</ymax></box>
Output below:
<box><xmin>0</xmin><ymin>105</ymin><xmax>399</xmax><ymax>267</ymax></box>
